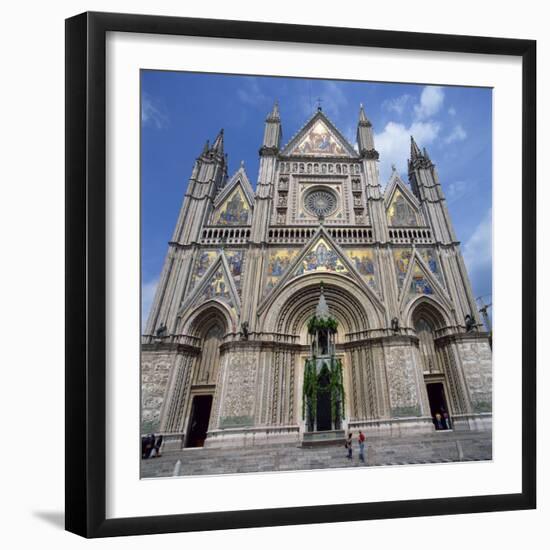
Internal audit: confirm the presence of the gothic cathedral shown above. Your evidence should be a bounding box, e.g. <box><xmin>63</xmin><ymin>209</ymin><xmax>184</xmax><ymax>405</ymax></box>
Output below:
<box><xmin>142</xmin><ymin>102</ymin><xmax>492</xmax><ymax>451</ymax></box>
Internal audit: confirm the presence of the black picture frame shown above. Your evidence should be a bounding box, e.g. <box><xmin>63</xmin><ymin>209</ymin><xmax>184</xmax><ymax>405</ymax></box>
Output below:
<box><xmin>65</xmin><ymin>11</ymin><xmax>536</xmax><ymax>538</ymax></box>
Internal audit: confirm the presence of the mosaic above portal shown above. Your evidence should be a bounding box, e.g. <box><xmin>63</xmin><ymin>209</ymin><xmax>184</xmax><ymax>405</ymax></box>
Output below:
<box><xmin>418</xmin><ymin>248</ymin><xmax>443</xmax><ymax>285</ymax></box>
<box><xmin>212</xmin><ymin>186</ymin><xmax>250</xmax><ymax>225</ymax></box>
<box><xmin>264</xmin><ymin>248</ymin><xmax>300</xmax><ymax>295</ymax></box>
<box><xmin>387</xmin><ymin>188</ymin><xmax>418</xmax><ymax>226</ymax></box>
<box><xmin>293</xmin><ymin>120</ymin><xmax>347</xmax><ymax>157</ymax></box>
<box><xmin>408</xmin><ymin>264</ymin><xmax>434</xmax><ymax>297</ymax></box>
<box><xmin>394</xmin><ymin>248</ymin><xmax>413</xmax><ymax>288</ymax></box>
<box><xmin>200</xmin><ymin>266</ymin><xmax>233</xmax><ymax>305</ymax></box>
<box><xmin>294</xmin><ymin>238</ymin><xmax>348</xmax><ymax>276</ymax></box>
<box><xmin>346</xmin><ymin>249</ymin><xmax>378</xmax><ymax>293</ymax></box>
<box><xmin>226</xmin><ymin>249</ymin><xmax>245</xmax><ymax>292</ymax></box>
<box><xmin>190</xmin><ymin>250</ymin><xmax>218</xmax><ymax>290</ymax></box>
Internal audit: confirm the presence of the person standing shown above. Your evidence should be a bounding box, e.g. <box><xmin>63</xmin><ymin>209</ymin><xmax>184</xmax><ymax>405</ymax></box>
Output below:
<box><xmin>345</xmin><ymin>432</ymin><xmax>353</xmax><ymax>459</ymax></box>
<box><xmin>358</xmin><ymin>430</ymin><xmax>366</xmax><ymax>463</ymax></box>
<box><xmin>153</xmin><ymin>434</ymin><xmax>163</xmax><ymax>457</ymax></box>
<box><xmin>434</xmin><ymin>412</ymin><xmax>443</xmax><ymax>430</ymax></box>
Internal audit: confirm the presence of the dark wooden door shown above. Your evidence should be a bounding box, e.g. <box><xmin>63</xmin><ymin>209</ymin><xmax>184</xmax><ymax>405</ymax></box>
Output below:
<box><xmin>186</xmin><ymin>395</ymin><xmax>213</xmax><ymax>447</ymax></box>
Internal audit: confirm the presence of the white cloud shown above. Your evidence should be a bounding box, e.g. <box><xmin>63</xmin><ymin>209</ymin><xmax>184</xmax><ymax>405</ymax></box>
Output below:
<box><xmin>462</xmin><ymin>208</ymin><xmax>492</xmax><ymax>297</ymax></box>
<box><xmin>444</xmin><ymin>124</ymin><xmax>467</xmax><ymax>144</ymax></box>
<box><xmin>382</xmin><ymin>94</ymin><xmax>412</xmax><ymax>116</ymax></box>
<box><xmin>375</xmin><ymin>120</ymin><xmax>441</xmax><ymax>184</ymax></box>
<box><xmin>446</xmin><ymin>180</ymin><xmax>470</xmax><ymax>204</ymax></box>
<box><xmin>141</xmin><ymin>93</ymin><xmax>168</xmax><ymax>129</ymax></box>
<box><xmin>142</xmin><ymin>277</ymin><xmax>159</xmax><ymax>323</ymax></box>
<box><xmin>448</xmin><ymin>106</ymin><xmax>457</xmax><ymax>116</ymax></box>
<box><xmin>237</xmin><ymin>77</ymin><xmax>269</xmax><ymax>107</ymax></box>
<box><xmin>414</xmin><ymin>86</ymin><xmax>445</xmax><ymax>120</ymax></box>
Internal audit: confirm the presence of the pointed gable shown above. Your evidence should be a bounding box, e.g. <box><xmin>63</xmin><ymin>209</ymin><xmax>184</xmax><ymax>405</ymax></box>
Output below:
<box><xmin>180</xmin><ymin>253</ymin><xmax>241</xmax><ymax>317</ymax></box>
<box><xmin>294</xmin><ymin>236</ymin><xmax>348</xmax><ymax>276</ymax></box>
<box><xmin>384</xmin><ymin>170</ymin><xmax>422</xmax><ymax>227</ymax></box>
<box><xmin>397</xmin><ymin>250</ymin><xmax>451</xmax><ymax>311</ymax></box>
<box><xmin>281</xmin><ymin>111</ymin><xmax>357</xmax><ymax>158</ymax></box>
<box><xmin>211</xmin><ymin>166</ymin><xmax>254</xmax><ymax>226</ymax></box>
<box><xmin>259</xmin><ymin>227</ymin><xmax>384</xmax><ymax>314</ymax></box>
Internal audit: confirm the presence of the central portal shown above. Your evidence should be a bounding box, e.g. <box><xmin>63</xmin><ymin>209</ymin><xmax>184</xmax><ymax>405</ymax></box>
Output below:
<box><xmin>302</xmin><ymin>284</ymin><xmax>345</xmax><ymax>445</ymax></box>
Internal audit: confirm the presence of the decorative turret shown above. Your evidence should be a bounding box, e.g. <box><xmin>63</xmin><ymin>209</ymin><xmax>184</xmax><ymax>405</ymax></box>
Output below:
<box><xmin>357</xmin><ymin>103</ymin><xmax>378</xmax><ymax>159</ymax></box>
<box><xmin>408</xmin><ymin>136</ymin><xmax>457</xmax><ymax>244</ymax></box>
<box><xmin>410</xmin><ymin>135</ymin><xmax>422</xmax><ymax>162</ymax></box>
<box><xmin>260</xmin><ymin>100</ymin><xmax>282</xmax><ymax>154</ymax></box>
<box><xmin>211</xmin><ymin>128</ymin><xmax>224</xmax><ymax>156</ymax></box>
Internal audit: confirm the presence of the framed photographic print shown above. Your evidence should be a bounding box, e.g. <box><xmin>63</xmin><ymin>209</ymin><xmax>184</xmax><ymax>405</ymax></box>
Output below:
<box><xmin>65</xmin><ymin>11</ymin><xmax>536</xmax><ymax>538</ymax></box>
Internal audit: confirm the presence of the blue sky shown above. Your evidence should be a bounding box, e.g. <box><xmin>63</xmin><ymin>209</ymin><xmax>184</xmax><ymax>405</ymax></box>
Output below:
<box><xmin>142</xmin><ymin>71</ymin><xmax>492</xmax><ymax>321</ymax></box>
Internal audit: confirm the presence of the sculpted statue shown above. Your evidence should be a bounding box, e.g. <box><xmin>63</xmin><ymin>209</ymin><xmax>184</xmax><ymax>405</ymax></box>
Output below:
<box><xmin>391</xmin><ymin>317</ymin><xmax>399</xmax><ymax>333</ymax></box>
<box><xmin>241</xmin><ymin>321</ymin><xmax>249</xmax><ymax>340</ymax></box>
<box><xmin>464</xmin><ymin>314</ymin><xmax>476</xmax><ymax>333</ymax></box>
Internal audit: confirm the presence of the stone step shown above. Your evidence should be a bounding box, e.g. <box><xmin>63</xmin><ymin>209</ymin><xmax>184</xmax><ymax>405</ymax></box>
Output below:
<box><xmin>141</xmin><ymin>429</ymin><xmax>491</xmax><ymax>478</ymax></box>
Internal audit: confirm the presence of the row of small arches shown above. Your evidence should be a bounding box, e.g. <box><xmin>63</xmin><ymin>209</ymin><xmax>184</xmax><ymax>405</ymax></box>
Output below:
<box><xmin>279</xmin><ymin>162</ymin><xmax>361</xmax><ymax>175</ymax></box>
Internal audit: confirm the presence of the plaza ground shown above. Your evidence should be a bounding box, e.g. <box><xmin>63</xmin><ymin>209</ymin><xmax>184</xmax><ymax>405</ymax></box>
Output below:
<box><xmin>141</xmin><ymin>429</ymin><xmax>491</xmax><ymax>478</ymax></box>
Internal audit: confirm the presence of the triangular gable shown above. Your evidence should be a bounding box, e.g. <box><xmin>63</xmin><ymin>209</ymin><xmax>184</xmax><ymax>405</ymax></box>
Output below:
<box><xmin>398</xmin><ymin>251</ymin><xmax>451</xmax><ymax>312</ymax></box>
<box><xmin>188</xmin><ymin>250</ymin><xmax>219</xmax><ymax>291</ymax></box>
<box><xmin>281</xmin><ymin>111</ymin><xmax>358</xmax><ymax>158</ymax></box>
<box><xmin>179</xmin><ymin>253</ymin><xmax>241</xmax><ymax>316</ymax></box>
<box><xmin>211</xmin><ymin>185</ymin><xmax>251</xmax><ymax>226</ymax></box>
<box><xmin>258</xmin><ymin>227</ymin><xmax>383</xmax><ymax>314</ymax></box>
<box><xmin>384</xmin><ymin>171</ymin><xmax>422</xmax><ymax>227</ymax></box>
<box><xmin>211</xmin><ymin>167</ymin><xmax>254</xmax><ymax>226</ymax></box>
<box><xmin>293</xmin><ymin>236</ymin><xmax>348</xmax><ymax>277</ymax></box>
<box><xmin>214</xmin><ymin>166</ymin><xmax>254</xmax><ymax>208</ymax></box>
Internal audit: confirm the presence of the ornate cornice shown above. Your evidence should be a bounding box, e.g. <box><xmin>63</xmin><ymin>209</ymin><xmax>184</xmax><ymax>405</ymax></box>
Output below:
<box><xmin>259</xmin><ymin>145</ymin><xmax>280</xmax><ymax>157</ymax></box>
<box><xmin>360</xmin><ymin>148</ymin><xmax>379</xmax><ymax>160</ymax></box>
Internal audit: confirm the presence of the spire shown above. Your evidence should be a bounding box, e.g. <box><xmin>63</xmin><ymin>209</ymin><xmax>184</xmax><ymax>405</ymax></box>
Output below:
<box><xmin>261</xmin><ymin>100</ymin><xmax>282</xmax><ymax>152</ymax></box>
<box><xmin>410</xmin><ymin>135</ymin><xmax>422</xmax><ymax>160</ymax></box>
<box><xmin>357</xmin><ymin>103</ymin><xmax>376</xmax><ymax>153</ymax></box>
<box><xmin>359</xmin><ymin>103</ymin><xmax>371</xmax><ymax>126</ymax></box>
<box><xmin>267</xmin><ymin>100</ymin><xmax>280</xmax><ymax>121</ymax></box>
<box><xmin>212</xmin><ymin>129</ymin><xmax>224</xmax><ymax>155</ymax></box>
<box><xmin>316</xmin><ymin>283</ymin><xmax>330</xmax><ymax>320</ymax></box>
<box><xmin>201</xmin><ymin>139</ymin><xmax>210</xmax><ymax>155</ymax></box>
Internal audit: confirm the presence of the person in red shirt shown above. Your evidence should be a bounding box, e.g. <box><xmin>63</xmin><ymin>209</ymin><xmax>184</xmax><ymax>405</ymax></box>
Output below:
<box><xmin>358</xmin><ymin>430</ymin><xmax>366</xmax><ymax>463</ymax></box>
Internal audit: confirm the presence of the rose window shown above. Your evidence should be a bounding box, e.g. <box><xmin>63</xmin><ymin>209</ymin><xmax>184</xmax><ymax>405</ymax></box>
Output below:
<box><xmin>304</xmin><ymin>189</ymin><xmax>338</xmax><ymax>218</ymax></box>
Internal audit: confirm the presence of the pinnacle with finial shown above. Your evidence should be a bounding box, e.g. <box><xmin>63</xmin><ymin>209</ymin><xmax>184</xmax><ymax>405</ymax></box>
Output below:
<box><xmin>410</xmin><ymin>135</ymin><xmax>422</xmax><ymax>160</ymax></box>
<box><xmin>212</xmin><ymin>128</ymin><xmax>224</xmax><ymax>155</ymax></box>
<box><xmin>267</xmin><ymin>100</ymin><xmax>280</xmax><ymax>120</ymax></box>
<box><xmin>316</xmin><ymin>282</ymin><xmax>330</xmax><ymax>320</ymax></box>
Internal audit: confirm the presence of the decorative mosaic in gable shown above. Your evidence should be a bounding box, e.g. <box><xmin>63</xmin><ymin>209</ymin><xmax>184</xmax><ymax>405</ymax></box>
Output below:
<box><xmin>189</xmin><ymin>250</ymin><xmax>218</xmax><ymax>290</ymax></box>
<box><xmin>387</xmin><ymin>188</ymin><xmax>418</xmax><ymax>226</ymax></box>
<box><xmin>292</xmin><ymin>120</ymin><xmax>348</xmax><ymax>156</ymax></box>
<box><xmin>294</xmin><ymin>237</ymin><xmax>348</xmax><ymax>277</ymax></box>
<box><xmin>408</xmin><ymin>263</ymin><xmax>434</xmax><ymax>297</ymax></box>
<box><xmin>212</xmin><ymin>186</ymin><xmax>250</xmax><ymax>225</ymax></box>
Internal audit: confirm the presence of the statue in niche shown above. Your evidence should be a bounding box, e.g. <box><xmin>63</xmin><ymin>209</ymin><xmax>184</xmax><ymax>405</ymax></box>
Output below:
<box><xmin>464</xmin><ymin>314</ymin><xmax>477</xmax><ymax>332</ymax></box>
<box><xmin>391</xmin><ymin>317</ymin><xmax>399</xmax><ymax>333</ymax></box>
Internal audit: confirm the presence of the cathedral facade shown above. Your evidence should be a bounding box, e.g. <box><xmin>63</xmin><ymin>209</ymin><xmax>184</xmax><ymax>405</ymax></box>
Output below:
<box><xmin>141</xmin><ymin>102</ymin><xmax>492</xmax><ymax>451</ymax></box>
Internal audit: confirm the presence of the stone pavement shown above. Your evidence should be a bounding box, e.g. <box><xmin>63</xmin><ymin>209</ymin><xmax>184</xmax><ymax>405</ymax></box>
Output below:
<box><xmin>141</xmin><ymin>429</ymin><xmax>491</xmax><ymax>478</ymax></box>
